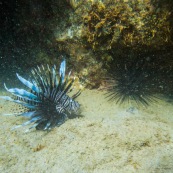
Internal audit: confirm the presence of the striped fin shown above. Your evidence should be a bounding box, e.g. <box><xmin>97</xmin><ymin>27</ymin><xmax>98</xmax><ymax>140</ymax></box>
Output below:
<box><xmin>15</xmin><ymin>95</ymin><xmax>41</xmax><ymax>103</ymax></box>
<box><xmin>52</xmin><ymin>66</ymin><xmax>58</xmax><ymax>87</ymax></box>
<box><xmin>14</xmin><ymin>101</ymin><xmax>36</xmax><ymax>109</ymax></box>
<box><xmin>72</xmin><ymin>90</ymin><xmax>81</xmax><ymax>99</ymax></box>
<box><xmin>24</xmin><ymin>122</ymin><xmax>40</xmax><ymax>133</ymax></box>
<box><xmin>16</xmin><ymin>73</ymin><xmax>40</xmax><ymax>93</ymax></box>
<box><xmin>47</xmin><ymin>64</ymin><xmax>53</xmax><ymax>93</ymax></box>
<box><xmin>0</xmin><ymin>96</ymin><xmax>36</xmax><ymax>109</ymax></box>
<box><xmin>0</xmin><ymin>111</ymin><xmax>37</xmax><ymax>117</ymax></box>
<box><xmin>4</xmin><ymin>83</ymin><xmax>37</xmax><ymax>99</ymax></box>
<box><xmin>0</xmin><ymin>113</ymin><xmax>20</xmax><ymax>116</ymax></box>
<box><xmin>11</xmin><ymin>116</ymin><xmax>41</xmax><ymax>130</ymax></box>
<box><xmin>20</xmin><ymin>111</ymin><xmax>37</xmax><ymax>117</ymax></box>
<box><xmin>0</xmin><ymin>96</ymin><xmax>15</xmax><ymax>102</ymax></box>
<box><xmin>32</xmin><ymin>68</ymin><xmax>48</xmax><ymax>95</ymax></box>
<box><xmin>44</xmin><ymin>121</ymin><xmax>51</xmax><ymax>130</ymax></box>
<box><xmin>59</xmin><ymin>59</ymin><xmax>66</xmax><ymax>83</ymax></box>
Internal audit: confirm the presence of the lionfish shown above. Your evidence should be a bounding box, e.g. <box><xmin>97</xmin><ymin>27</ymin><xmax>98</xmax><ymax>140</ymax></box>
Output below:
<box><xmin>0</xmin><ymin>59</ymin><xmax>81</xmax><ymax>131</ymax></box>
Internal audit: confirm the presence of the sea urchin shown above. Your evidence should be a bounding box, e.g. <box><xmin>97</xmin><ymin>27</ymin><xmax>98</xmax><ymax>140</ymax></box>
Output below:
<box><xmin>106</xmin><ymin>58</ymin><xmax>157</xmax><ymax>106</ymax></box>
<box><xmin>0</xmin><ymin>59</ymin><xmax>81</xmax><ymax>131</ymax></box>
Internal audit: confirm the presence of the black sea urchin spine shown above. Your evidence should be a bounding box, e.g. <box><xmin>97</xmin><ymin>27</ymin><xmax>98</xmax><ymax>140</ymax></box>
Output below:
<box><xmin>106</xmin><ymin>57</ymin><xmax>157</xmax><ymax>106</ymax></box>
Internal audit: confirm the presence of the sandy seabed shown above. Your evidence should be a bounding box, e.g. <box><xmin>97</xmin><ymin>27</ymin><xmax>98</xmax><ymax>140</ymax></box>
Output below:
<box><xmin>0</xmin><ymin>89</ymin><xmax>173</xmax><ymax>173</ymax></box>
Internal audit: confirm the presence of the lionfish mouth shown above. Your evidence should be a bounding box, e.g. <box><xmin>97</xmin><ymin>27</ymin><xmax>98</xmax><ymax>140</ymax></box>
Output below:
<box><xmin>0</xmin><ymin>58</ymin><xmax>81</xmax><ymax>131</ymax></box>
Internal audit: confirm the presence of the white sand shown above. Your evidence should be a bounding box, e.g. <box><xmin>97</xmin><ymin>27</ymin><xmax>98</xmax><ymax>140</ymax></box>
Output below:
<box><xmin>0</xmin><ymin>89</ymin><xmax>173</xmax><ymax>173</ymax></box>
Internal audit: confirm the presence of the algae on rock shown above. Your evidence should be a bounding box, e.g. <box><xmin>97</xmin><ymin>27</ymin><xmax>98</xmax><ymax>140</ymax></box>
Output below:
<box><xmin>54</xmin><ymin>0</ymin><xmax>173</xmax><ymax>88</ymax></box>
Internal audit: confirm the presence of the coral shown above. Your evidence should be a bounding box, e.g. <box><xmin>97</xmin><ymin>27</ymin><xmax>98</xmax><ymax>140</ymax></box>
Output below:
<box><xmin>83</xmin><ymin>1</ymin><xmax>172</xmax><ymax>51</ymax></box>
<box><xmin>68</xmin><ymin>0</ymin><xmax>84</xmax><ymax>9</ymax></box>
<box><xmin>54</xmin><ymin>0</ymin><xmax>173</xmax><ymax>89</ymax></box>
<box><xmin>83</xmin><ymin>2</ymin><xmax>128</xmax><ymax>50</ymax></box>
<box><xmin>3</xmin><ymin>0</ymin><xmax>172</xmax><ymax>89</ymax></box>
<box><xmin>57</xmin><ymin>41</ymin><xmax>107</xmax><ymax>88</ymax></box>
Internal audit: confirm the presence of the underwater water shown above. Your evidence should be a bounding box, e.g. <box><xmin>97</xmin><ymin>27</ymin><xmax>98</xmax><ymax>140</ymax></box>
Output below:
<box><xmin>1</xmin><ymin>1</ymin><xmax>173</xmax><ymax>173</ymax></box>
